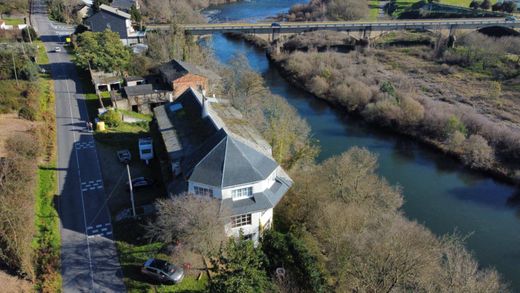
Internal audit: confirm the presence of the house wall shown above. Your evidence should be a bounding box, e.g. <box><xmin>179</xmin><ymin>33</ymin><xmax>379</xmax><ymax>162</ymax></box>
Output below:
<box><xmin>220</xmin><ymin>168</ymin><xmax>278</xmax><ymax>200</ymax></box>
<box><xmin>187</xmin><ymin>181</ymin><xmax>222</xmax><ymax>198</ymax></box>
<box><xmin>227</xmin><ymin>211</ymin><xmax>263</xmax><ymax>243</ymax></box>
<box><xmin>88</xmin><ymin>11</ymin><xmax>128</xmax><ymax>38</ymax></box>
<box><xmin>172</xmin><ymin>74</ymin><xmax>208</xmax><ymax>98</ymax></box>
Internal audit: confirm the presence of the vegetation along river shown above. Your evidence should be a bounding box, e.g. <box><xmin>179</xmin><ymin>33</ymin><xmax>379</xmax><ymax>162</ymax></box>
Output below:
<box><xmin>203</xmin><ymin>0</ymin><xmax>520</xmax><ymax>289</ymax></box>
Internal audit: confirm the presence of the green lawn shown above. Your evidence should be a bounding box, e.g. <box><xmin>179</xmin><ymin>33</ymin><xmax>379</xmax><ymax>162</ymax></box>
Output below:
<box><xmin>117</xmin><ymin>241</ymin><xmax>208</xmax><ymax>293</ymax></box>
<box><xmin>369</xmin><ymin>0</ymin><xmax>380</xmax><ymax>20</ymax></box>
<box><xmin>3</xmin><ymin>18</ymin><xmax>24</xmax><ymax>25</ymax></box>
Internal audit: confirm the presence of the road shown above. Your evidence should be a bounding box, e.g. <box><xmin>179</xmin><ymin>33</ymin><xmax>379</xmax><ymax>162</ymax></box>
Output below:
<box><xmin>148</xmin><ymin>18</ymin><xmax>520</xmax><ymax>34</ymax></box>
<box><xmin>30</xmin><ymin>1</ymin><xmax>126</xmax><ymax>292</ymax></box>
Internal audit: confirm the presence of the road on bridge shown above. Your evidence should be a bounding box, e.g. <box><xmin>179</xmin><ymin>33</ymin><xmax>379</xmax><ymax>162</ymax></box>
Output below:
<box><xmin>30</xmin><ymin>0</ymin><xmax>126</xmax><ymax>292</ymax></box>
<box><xmin>148</xmin><ymin>17</ymin><xmax>520</xmax><ymax>35</ymax></box>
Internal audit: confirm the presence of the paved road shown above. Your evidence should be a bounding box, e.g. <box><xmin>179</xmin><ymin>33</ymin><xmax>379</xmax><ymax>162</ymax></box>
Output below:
<box><xmin>148</xmin><ymin>17</ymin><xmax>520</xmax><ymax>34</ymax></box>
<box><xmin>30</xmin><ymin>1</ymin><xmax>126</xmax><ymax>292</ymax></box>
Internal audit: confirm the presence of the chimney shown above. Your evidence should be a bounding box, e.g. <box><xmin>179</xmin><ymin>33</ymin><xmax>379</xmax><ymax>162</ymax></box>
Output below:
<box><xmin>168</xmin><ymin>92</ymin><xmax>173</xmax><ymax>103</ymax></box>
<box><xmin>201</xmin><ymin>92</ymin><xmax>209</xmax><ymax>119</ymax></box>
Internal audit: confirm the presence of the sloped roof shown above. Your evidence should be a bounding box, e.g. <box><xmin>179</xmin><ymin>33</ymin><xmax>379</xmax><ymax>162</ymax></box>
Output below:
<box><xmin>184</xmin><ymin>129</ymin><xmax>278</xmax><ymax>188</ymax></box>
<box><xmin>99</xmin><ymin>4</ymin><xmax>131</xmax><ymax>19</ymax></box>
<box><xmin>158</xmin><ymin>59</ymin><xmax>219</xmax><ymax>82</ymax></box>
<box><xmin>123</xmin><ymin>84</ymin><xmax>154</xmax><ymax>97</ymax></box>
<box><xmin>111</xmin><ymin>0</ymin><xmax>135</xmax><ymax>11</ymax></box>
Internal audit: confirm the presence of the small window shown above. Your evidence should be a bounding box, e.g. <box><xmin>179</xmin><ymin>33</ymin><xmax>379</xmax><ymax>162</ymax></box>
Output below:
<box><xmin>231</xmin><ymin>186</ymin><xmax>253</xmax><ymax>200</ymax></box>
<box><xmin>244</xmin><ymin>233</ymin><xmax>255</xmax><ymax>241</ymax></box>
<box><xmin>194</xmin><ymin>186</ymin><xmax>213</xmax><ymax>197</ymax></box>
<box><xmin>231</xmin><ymin>214</ymin><xmax>252</xmax><ymax>228</ymax></box>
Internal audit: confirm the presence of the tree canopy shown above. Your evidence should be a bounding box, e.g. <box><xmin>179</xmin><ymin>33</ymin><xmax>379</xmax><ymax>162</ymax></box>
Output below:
<box><xmin>73</xmin><ymin>30</ymin><xmax>131</xmax><ymax>73</ymax></box>
<box><xmin>210</xmin><ymin>236</ymin><xmax>270</xmax><ymax>293</ymax></box>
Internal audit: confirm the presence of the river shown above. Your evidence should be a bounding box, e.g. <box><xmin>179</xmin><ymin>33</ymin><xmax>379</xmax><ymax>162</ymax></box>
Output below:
<box><xmin>203</xmin><ymin>0</ymin><xmax>520</xmax><ymax>289</ymax></box>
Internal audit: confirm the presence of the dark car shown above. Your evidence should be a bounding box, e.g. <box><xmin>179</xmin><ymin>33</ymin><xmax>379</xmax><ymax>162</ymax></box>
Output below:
<box><xmin>126</xmin><ymin>177</ymin><xmax>154</xmax><ymax>190</ymax></box>
<box><xmin>271</xmin><ymin>22</ymin><xmax>281</xmax><ymax>27</ymax></box>
<box><xmin>141</xmin><ymin>258</ymin><xmax>184</xmax><ymax>284</ymax></box>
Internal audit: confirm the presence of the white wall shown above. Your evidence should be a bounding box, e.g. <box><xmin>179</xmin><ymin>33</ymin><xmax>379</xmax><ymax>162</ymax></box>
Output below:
<box><xmin>188</xmin><ymin>180</ymin><xmax>221</xmax><ymax>198</ymax></box>
<box><xmin>220</xmin><ymin>167</ymin><xmax>279</xmax><ymax>200</ymax></box>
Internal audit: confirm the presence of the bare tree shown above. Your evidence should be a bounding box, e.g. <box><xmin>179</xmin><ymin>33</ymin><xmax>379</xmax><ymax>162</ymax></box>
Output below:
<box><xmin>145</xmin><ymin>193</ymin><xmax>230</xmax><ymax>259</ymax></box>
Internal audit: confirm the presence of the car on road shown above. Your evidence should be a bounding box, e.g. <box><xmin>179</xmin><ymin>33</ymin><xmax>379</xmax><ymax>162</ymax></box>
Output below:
<box><xmin>53</xmin><ymin>46</ymin><xmax>61</xmax><ymax>52</ymax></box>
<box><xmin>114</xmin><ymin>204</ymin><xmax>156</xmax><ymax>222</ymax></box>
<box><xmin>127</xmin><ymin>177</ymin><xmax>154</xmax><ymax>190</ymax></box>
<box><xmin>271</xmin><ymin>22</ymin><xmax>281</xmax><ymax>27</ymax></box>
<box><xmin>141</xmin><ymin>258</ymin><xmax>184</xmax><ymax>284</ymax></box>
<box><xmin>505</xmin><ymin>16</ymin><xmax>517</xmax><ymax>22</ymax></box>
<box><xmin>117</xmin><ymin>149</ymin><xmax>131</xmax><ymax>163</ymax></box>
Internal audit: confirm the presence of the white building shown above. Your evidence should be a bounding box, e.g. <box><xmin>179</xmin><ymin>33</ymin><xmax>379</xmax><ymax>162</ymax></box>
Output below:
<box><xmin>154</xmin><ymin>88</ymin><xmax>293</xmax><ymax>243</ymax></box>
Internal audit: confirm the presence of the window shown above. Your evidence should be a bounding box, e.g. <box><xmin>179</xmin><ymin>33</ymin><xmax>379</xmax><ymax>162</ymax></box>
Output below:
<box><xmin>231</xmin><ymin>214</ymin><xmax>252</xmax><ymax>228</ymax></box>
<box><xmin>244</xmin><ymin>233</ymin><xmax>255</xmax><ymax>241</ymax></box>
<box><xmin>194</xmin><ymin>186</ymin><xmax>213</xmax><ymax>197</ymax></box>
<box><xmin>231</xmin><ymin>186</ymin><xmax>253</xmax><ymax>200</ymax></box>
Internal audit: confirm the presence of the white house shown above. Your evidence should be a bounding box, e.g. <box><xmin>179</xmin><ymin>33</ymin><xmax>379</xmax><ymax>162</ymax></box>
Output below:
<box><xmin>154</xmin><ymin>88</ymin><xmax>293</xmax><ymax>243</ymax></box>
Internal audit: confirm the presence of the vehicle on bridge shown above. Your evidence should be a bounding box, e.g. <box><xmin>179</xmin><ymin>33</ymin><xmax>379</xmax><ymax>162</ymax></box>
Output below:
<box><xmin>505</xmin><ymin>16</ymin><xmax>517</xmax><ymax>22</ymax></box>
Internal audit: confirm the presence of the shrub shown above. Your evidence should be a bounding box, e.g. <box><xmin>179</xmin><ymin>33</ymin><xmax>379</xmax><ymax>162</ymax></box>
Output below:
<box><xmin>100</xmin><ymin>109</ymin><xmax>122</xmax><ymax>127</ymax></box>
<box><xmin>18</xmin><ymin>106</ymin><xmax>37</xmax><ymax>121</ymax></box>
<box><xmin>447</xmin><ymin>130</ymin><xmax>466</xmax><ymax>152</ymax></box>
<box><xmin>445</xmin><ymin>115</ymin><xmax>467</xmax><ymax>138</ymax></box>
<box><xmin>462</xmin><ymin>134</ymin><xmax>494</xmax><ymax>168</ymax></box>
<box><xmin>307</xmin><ymin>75</ymin><xmax>329</xmax><ymax>96</ymax></box>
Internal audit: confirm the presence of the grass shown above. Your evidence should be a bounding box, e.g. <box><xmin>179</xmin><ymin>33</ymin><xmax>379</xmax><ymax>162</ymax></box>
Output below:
<box><xmin>119</xmin><ymin>109</ymin><xmax>153</xmax><ymax>122</ymax></box>
<box><xmin>33</xmin><ymin>39</ymin><xmax>61</xmax><ymax>291</ymax></box>
<box><xmin>116</xmin><ymin>238</ymin><xmax>207</xmax><ymax>292</ymax></box>
<box><xmin>369</xmin><ymin>0</ymin><xmax>380</xmax><ymax>20</ymax></box>
<box><xmin>3</xmin><ymin>18</ymin><xmax>24</xmax><ymax>25</ymax></box>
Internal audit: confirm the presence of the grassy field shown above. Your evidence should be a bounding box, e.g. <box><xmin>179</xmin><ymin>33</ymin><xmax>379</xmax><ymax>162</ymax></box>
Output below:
<box><xmin>369</xmin><ymin>0</ymin><xmax>380</xmax><ymax>20</ymax></box>
<box><xmin>33</xmin><ymin>40</ymin><xmax>61</xmax><ymax>291</ymax></box>
<box><xmin>3</xmin><ymin>18</ymin><xmax>25</xmax><ymax>25</ymax></box>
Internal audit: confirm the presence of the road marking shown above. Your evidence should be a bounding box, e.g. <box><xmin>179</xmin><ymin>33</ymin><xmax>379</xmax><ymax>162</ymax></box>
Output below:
<box><xmin>80</xmin><ymin>180</ymin><xmax>104</xmax><ymax>192</ymax></box>
<box><xmin>96</xmin><ymin>224</ymin><xmax>102</xmax><ymax>228</ymax></box>
<box><xmin>75</xmin><ymin>141</ymin><xmax>95</xmax><ymax>150</ymax></box>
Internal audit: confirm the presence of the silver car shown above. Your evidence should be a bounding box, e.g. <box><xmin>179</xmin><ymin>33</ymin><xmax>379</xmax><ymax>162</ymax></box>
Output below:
<box><xmin>141</xmin><ymin>258</ymin><xmax>184</xmax><ymax>284</ymax></box>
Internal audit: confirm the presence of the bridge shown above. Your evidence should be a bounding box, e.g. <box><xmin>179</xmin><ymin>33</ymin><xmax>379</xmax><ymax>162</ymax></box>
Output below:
<box><xmin>147</xmin><ymin>18</ymin><xmax>520</xmax><ymax>37</ymax></box>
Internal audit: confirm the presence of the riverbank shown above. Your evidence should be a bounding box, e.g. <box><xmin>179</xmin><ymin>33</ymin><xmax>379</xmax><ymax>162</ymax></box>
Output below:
<box><xmin>230</xmin><ymin>30</ymin><xmax>520</xmax><ymax>185</ymax></box>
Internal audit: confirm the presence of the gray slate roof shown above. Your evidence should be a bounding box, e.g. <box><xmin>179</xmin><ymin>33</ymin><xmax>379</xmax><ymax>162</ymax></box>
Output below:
<box><xmin>111</xmin><ymin>0</ymin><xmax>135</xmax><ymax>11</ymax></box>
<box><xmin>123</xmin><ymin>84</ymin><xmax>154</xmax><ymax>97</ymax></box>
<box><xmin>99</xmin><ymin>4</ymin><xmax>130</xmax><ymax>19</ymax></box>
<box><xmin>158</xmin><ymin>59</ymin><xmax>204</xmax><ymax>82</ymax></box>
<box><xmin>183</xmin><ymin>129</ymin><xmax>279</xmax><ymax>188</ymax></box>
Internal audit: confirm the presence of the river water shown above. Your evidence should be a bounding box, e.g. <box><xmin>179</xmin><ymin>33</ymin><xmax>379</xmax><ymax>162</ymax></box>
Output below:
<box><xmin>203</xmin><ymin>0</ymin><xmax>520</xmax><ymax>289</ymax></box>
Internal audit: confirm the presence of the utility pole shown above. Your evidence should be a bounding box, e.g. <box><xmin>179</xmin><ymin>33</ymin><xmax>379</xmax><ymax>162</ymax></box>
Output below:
<box><xmin>11</xmin><ymin>50</ymin><xmax>18</xmax><ymax>86</ymax></box>
<box><xmin>126</xmin><ymin>163</ymin><xmax>136</xmax><ymax>218</ymax></box>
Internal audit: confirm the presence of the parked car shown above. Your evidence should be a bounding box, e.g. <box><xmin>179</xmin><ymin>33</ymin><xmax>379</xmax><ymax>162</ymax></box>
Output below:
<box><xmin>117</xmin><ymin>149</ymin><xmax>131</xmax><ymax>163</ymax></box>
<box><xmin>115</xmin><ymin>204</ymin><xmax>156</xmax><ymax>222</ymax></box>
<box><xmin>53</xmin><ymin>46</ymin><xmax>61</xmax><ymax>52</ymax></box>
<box><xmin>141</xmin><ymin>258</ymin><xmax>184</xmax><ymax>284</ymax></box>
<box><xmin>505</xmin><ymin>16</ymin><xmax>517</xmax><ymax>22</ymax></box>
<box><xmin>126</xmin><ymin>177</ymin><xmax>154</xmax><ymax>190</ymax></box>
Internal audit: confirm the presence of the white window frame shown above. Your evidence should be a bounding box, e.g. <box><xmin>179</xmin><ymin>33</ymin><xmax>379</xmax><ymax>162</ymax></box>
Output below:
<box><xmin>231</xmin><ymin>213</ymin><xmax>252</xmax><ymax>228</ymax></box>
<box><xmin>194</xmin><ymin>186</ymin><xmax>213</xmax><ymax>197</ymax></box>
<box><xmin>231</xmin><ymin>186</ymin><xmax>253</xmax><ymax>200</ymax></box>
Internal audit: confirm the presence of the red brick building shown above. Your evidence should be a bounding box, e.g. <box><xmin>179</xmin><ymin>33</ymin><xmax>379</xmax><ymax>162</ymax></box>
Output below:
<box><xmin>157</xmin><ymin>59</ymin><xmax>213</xmax><ymax>98</ymax></box>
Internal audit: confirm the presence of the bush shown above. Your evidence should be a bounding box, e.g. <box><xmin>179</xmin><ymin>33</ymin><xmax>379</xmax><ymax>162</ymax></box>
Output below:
<box><xmin>445</xmin><ymin>115</ymin><xmax>467</xmax><ymax>138</ymax></box>
<box><xmin>462</xmin><ymin>134</ymin><xmax>494</xmax><ymax>168</ymax></box>
<box><xmin>19</xmin><ymin>62</ymin><xmax>39</xmax><ymax>81</ymax></box>
<box><xmin>100</xmin><ymin>109</ymin><xmax>122</xmax><ymax>127</ymax></box>
<box><xmin>18</xmin><ymin>105</ymin><xmax>37</xmax><ymax>121</ymax></box>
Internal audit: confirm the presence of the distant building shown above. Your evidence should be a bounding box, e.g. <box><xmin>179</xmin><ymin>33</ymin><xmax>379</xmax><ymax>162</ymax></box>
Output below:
<box><xmin>157</xmin><ymin>59</ymin><xmax>218</xmax><ymax>98</ymax></box>
<box><xmin>86</xmin><ymin>4</ymin><xmax>145</xmax><ymax>45</ymax></box>
<box><xmin>111</xmin><ymin>0</ymin><xmax>139</xmax><ymax>12</ymax></box>
<box><xmin>154</xmin><ymin>88</ymin><xmax>293</xmax><ymax>243</ymax></box>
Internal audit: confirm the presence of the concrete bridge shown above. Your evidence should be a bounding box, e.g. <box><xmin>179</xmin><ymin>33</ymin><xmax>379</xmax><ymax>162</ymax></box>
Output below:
<box><xmin>148</xmin><ymin>18</ymin><xmax>520</xmax><ymax>40</ymax></box>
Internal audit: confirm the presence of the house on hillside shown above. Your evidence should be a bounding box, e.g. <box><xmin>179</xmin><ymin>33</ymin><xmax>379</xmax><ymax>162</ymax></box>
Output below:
<box><xmin>86</xmin><ymin>4</ymin><xmax>145</xmax><ymax>45</ymax></box>
<box><xmin>154</xmin><ymin>88</ymin><xmax>292</xmax><ymax>243</ymax></box>
<box><xmin>157</xmin><ymin>59</ymin><xmax>218</xmax><ymax>98</ymax></box>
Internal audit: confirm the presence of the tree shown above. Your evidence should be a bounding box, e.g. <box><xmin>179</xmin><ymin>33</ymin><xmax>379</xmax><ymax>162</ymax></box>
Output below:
<box><xmin>73</xmin><ymin>30</ymin><xmax>131</xmax><ymax>73</ymax></box>
<box><xmin>469</xmin><ymin>0</ymin><xmax>480</xmax><ymax>9</ymax></box>
<box><xmin>210</xmin><ymin>235</ymin><xmax>270</xmax><ymax>293</ymax></box>
<box><xmin>145</xmin><ymin>194</ymin><xmax>230</xmax><ymax>259</ymax></box>
<box><xmin>491</xmin><ymin>2</ymin><xmax>503</xmax><ymax>11</ymax></box>
<box><xmin>480</xmin><ymin>0</ymin><xmax>491</xmax><ymax>10</ymax></box>
<box><xmin>502</xmin><ymin>0</ymin><xmax>517</xmax><ymax>12</ymax></box>
<box><xmin>130</xmin><ymin>4</ymin><xmax>142</xmax><ymax>24</ymax></box>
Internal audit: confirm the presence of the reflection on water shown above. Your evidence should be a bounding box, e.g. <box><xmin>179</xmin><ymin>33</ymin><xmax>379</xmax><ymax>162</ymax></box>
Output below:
<box><xmin>203</xmin><ymin>3</ymin><xmax>520</xmax><ymax>289</ymax></box>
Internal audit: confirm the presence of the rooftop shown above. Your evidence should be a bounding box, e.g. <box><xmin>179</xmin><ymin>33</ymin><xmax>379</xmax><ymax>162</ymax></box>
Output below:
<box><xmin>111</xmin><ymin>0</ymin><xmax>137</xmax><ymax>11</ymax></box>
<box><xmin>90</xmin><ymin>70</ymin><xmax>120</xmax><ymax>85</ymax></box>
<box><xmin>157</xmin><ymin>59</ymin><xmax>219</xmax><ymax>82</ymax></box>
<box><xmin>99</xmin><ymin>4</ymin><xmax>131</xmax><ymax>19</ymax></box>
